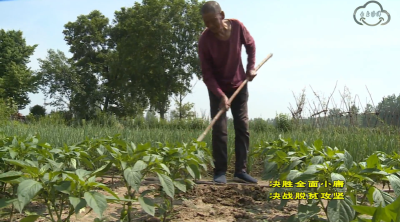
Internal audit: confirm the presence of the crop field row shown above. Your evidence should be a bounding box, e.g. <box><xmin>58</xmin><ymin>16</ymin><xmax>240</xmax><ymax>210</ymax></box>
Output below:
<box><xmin>1</xmin><ymin>119</ymin><xmax>400</xmax><ymax>221</ymax></box>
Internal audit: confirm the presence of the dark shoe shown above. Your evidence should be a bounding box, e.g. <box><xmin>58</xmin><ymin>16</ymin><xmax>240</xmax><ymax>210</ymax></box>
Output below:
<box><xmin>213</xmin><ymin>172</ymin><xmax>227</xmax><ymax>184</ymax></box>
<box><xmin>233</xmin><ymin>172</ymin><xmax>258</xmax><ymax>184</ymax></box>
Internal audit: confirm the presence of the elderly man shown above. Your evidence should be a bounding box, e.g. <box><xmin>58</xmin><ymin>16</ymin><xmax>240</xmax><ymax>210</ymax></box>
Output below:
<box><xmin>198</xmin><ymin>1</ymin><xmax>257</xmax><ymax>184</ymax></box>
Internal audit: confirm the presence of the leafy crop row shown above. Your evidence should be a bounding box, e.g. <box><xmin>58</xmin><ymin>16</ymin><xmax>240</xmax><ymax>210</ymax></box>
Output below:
<box><xmin>0</xmin><ymin>133</ymin><xmax>213</xmax><ymax>221</ymax></box>
<box><xmin>1</xmin><ymin>132</ymin><xmax>400</xmax><ymax>221</ymax></box>
<box><xmin>254</xmin><ymin>135</ymin><xmax>400</xmax><ymax>222</ymax></box>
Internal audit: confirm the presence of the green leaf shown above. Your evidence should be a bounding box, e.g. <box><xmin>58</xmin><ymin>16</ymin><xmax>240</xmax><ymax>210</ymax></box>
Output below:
<box><xmin>287</xmin><ymin>215</ymin><xmax>300</xmax><ymax>222</ymax></box>
<box><xmin>348</xmin><ymin>191</ymin><xmax>357</xmax><ymax>206</ymax></box>
<box><xmin>88</xmin><ymin>182</ymin><xmax>119</xmax><ymax>199</ymax></box>
<box><xmin>326</xmin><ymin>147</ymin><xmax>335</xmax><ymax>158</ymax></box>
<box><xmin>314</xmin><ymin>139</ymin><xmax>323</xmax><ymax>150</ymax></box>
<box><xmin>371</xmin><ymin>205</ymin><xmax>391</xmax><ymax>222</ymax></box>
<box><xmin>157</xmin><ymin>173</ymin><xmax>174</xmax><ymax>198</ymax></box>
<box><xmin>3</xmin><ymin>159</ymin><xmax>39</xmax><ymax>176</ymax></box>
<box><xmin>304</xmin><ymin>164</ymin><xmax>322</xmax><ymax>174</ymax></box>
<box><xmin>104</xmin><ymin>198</ymin><xmax>136</xmax><ymax>207</ymax></box>
<box><xmin>69</xmin><ymin>197</ymin><xmax>87</xmax><ymax>214</ymax></box>
<box><xmin>0</xmin><ymin>198</ymin><xmax>17</xmax><ymax>208</ymax></box>
<box><xmin>185</xmin><ymin>165</ymin><xmax>195</xmax><ymax>179</ymax></box>
<box><xmin>123</xmin><ymin>167</ymin><xmax>142</xmax><ymax>192</ymax></box>
<box><xmin>366</xmin><ymin>186</ymin><xmax>375</xmax><ymax>205</ymax></box>
<box><xmin>352</xmin><ymin>205</ymin><xmax>376</xmax><ymax>216</ymax></box>
<box><xmin>9</xmin><ymin>150</ymin><xmax>18</xmax><ymax>159</ymax></box>
<box><xmin>138</xmin><ymin>197</ymin><xmax>155</xmax><ymax>216</ymax></box>
<box><xmin>159</xmin><ymin>163</ymin><xmax>170</xmax><ymax>175</ymax></box>
<box><xmin>46</xmin><ymin>159</ymin><xmax>64</xmax><ymax>171</ymax></box>
<box><xmin>287</xmin><ymin>159</ymin><xmax>303</xmax><ymax>171</ymax></box>
<box><xmin>184</xmin><ymin>179</ymin><xmax>196</xmax><ymax>189</ymax></box>
<box><xmin>140</xmin><ymin>190</ymin><xmax>153</xmax><ymax>197</ymax></box>
<box><xmin>71</xmin><ymin>158</ymin><xmax>77</xmax><ymax>169</ymax></box>
<box><xmin>287</xmin><ymin>170</ymin><xmax>303</xmax><ymax>181</ymax></box>
<box><xmin>84</xmin><ymin>191</ymin><xmax>107</xmax><ymax>218</ymax></box>
<box><xmin>20</xmin><ymin>215</ymin><xmax>40</xmax><ymax>222</ymax></box>
<box><xmin>311</xmin><ymin>156</ymin><xmax>324</xmax><ymax>165</ymax></box>
<box><xmin>344</xmin><ymin>150</ymin><xmax>354</xmax><ymax>170</ymax></box>
<box><xmin>385</xmin><ymin>194</ymin><xmax>400</xmax><ymax>220</ymax></box>
<box><xmin>298</xmin><ymin>203</ymin><xmax>320</xmax><ymax>221</ymax></box>
<box><xmin>187</xmin><ymin>164</ymin><xmax>200</xmax><ymax>179</ymax></box>
<box><xmin>54</xmin><ymin>181</ymin><xmax>71</xmax><ymax>195</ymax></box>
<box><xmin>262</xmin><ymin>161</ymin><xmax>279</xmax><ymax>180</ymax></box>
<box><xmin>276</xmin><ymin>150</ymin><xmax>288</xmax><ymax>160</ymax></box>
<box><xmin>16</xmin><ymin>179</ymin><xmax>43</xmax><ymax>212</ymax></box>
<box><xmin>327</xmin><ymin>197</ymin><xmax>355</xmax><ymax>222</ymax></box>
<box><xmin>12</xmin><ymin>137</ymin><xmax>18</xmax><ymax>147</ymax></box>
<box><xmin>76</xmin><ymin>169</ymin><xmax>92</xmax><ymax>181</ymax></box>
<box><xmin>386</xmin><ymin>174</ymin><xmax>400</xmax><ymax>197</ymax></box>
<box><xmin>39</xmin><ymin>164</ymin><xmax>50</xmax><ymax>175</ymax></box>
<box><xmin>132</xmin><ymin>160</ymin><xmax>147</xmax><ymax>172</ymax></box>
<box><xmin>336</xmin><ymin>153</ymin><xmax>345</xmax><ymax>160</ymax></box>
<box><xmin>0</xmin><ymin>171</ymin><xmax>22</xmax><ymax>182</ymax></box>
<box><xmin>173</xmin><ymin>180</ymin><xmax>187</xmax><ymax>192</ymax></box>
<box><xmin>372</xmin><ymin>188</ymin><xmax>394</xmax><ymax>207</ymax></box>
<box><xmin>359</xmin><ymin>168</ymin><xmax>389</xmax><ymax>177</ymax></box>
<box><xmin>366</xmin><ymin>154</ymin><xmax>380</xmax><ymax>169</ymax></box>
<box><xmin>91</xmin><ymin>162</ymin><xmax>112</xmax><ymax>177</ymax></box>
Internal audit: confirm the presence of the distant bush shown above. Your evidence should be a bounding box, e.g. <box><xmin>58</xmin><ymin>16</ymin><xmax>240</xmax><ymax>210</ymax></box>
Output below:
<box><xmin>275</xmin><ymin>113</ymin><xmax>292</xmax><ymax>132</ymax></box>
<box><xmin>0</xmin><ymin>98</ymin><xmax>18</xmax><ymax>123</ymax></box>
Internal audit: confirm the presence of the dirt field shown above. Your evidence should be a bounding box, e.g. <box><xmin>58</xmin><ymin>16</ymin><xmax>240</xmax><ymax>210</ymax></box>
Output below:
<box><xmin>0</xmin><ymin>177</ymin><xmax>316</xmax><ymax>222</ymax></box>
<box><xmin>2</xmin><ymin>176</ymin><xmax>395</xmax><ymax>222</ymax></box>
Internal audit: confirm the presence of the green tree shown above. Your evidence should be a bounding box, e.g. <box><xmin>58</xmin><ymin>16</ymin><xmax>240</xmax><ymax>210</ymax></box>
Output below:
<box><xmin>328</xmin><ymin>108</ymin><xmax>342</xmax><ymax>116</ymax></box>
<box><xmin>349</xmin><ymin>104</ymin><xmax>359</xmax><ymax>126</ymax></box>
<box><xmin>102</xmin><ymin>50</ymin><xmax>148</xmax><ymax>118</ymax></box>
<box><xmin>29</xmin><ymin>104</ymin><xmax>46</xmax><ymax>116</ymax></box>
<box><xmin>37</xmin><ymin>49</ymin><xmax>82</xmax><ymax>112</ymax></box>
<box><xmin>376</xmin><ymin>94</ymin><xmax>400</xmax><ymax>127</ymax></box>
<box><xmin>0</xmin><ymin>29</ymin><xmax>40</xmax><ymax>109</ymax></box>
<box><xmin>350</xmin><ymin>104</ymin><xmax>359</xmax><ymax>115</ymax></box>
<box><xmin>63</xmin><ymin>10</ymin><xmax>114</xmax><ymax>119</ymax></box>
<box><xmin>170</xmin><ymin>80</ymin><xmax>198</xmax><ymax>120</ymax></box>
<box><xmin>62</xmin><ymin>10</ymin><xmax>147</xmax><ymax>119</ymax></box>
<box><xmin>362</xmin><ymin>103</ymin><xmax>377</xmax><ymax>127</ymax></box>
<box><xmin>170</xmin><ymin>98</ymin><xmax>196</xmax><ymax>120</ymax></box>
<box><xmin>114</xmin><ymin>0</ymin><xmax>205</xmax><ymax>119</ymax></box>
<box><xmin>0</xmin><ymin>98</ymin><xmax>18</xmax><ymax>122</ymax></box>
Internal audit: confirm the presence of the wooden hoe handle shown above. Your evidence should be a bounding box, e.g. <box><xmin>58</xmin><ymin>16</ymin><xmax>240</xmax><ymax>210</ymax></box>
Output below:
<box><xmin>196</xmin><ymin>53</ymin><xmax>273</xmax><ymax>142</ymax></box>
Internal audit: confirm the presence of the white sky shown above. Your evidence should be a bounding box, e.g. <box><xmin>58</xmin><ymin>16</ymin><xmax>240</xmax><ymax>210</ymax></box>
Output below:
<box><xmin>1</xmin><ymin>0</ymin><xmax>399</xmax><ymax>119</ymax></box>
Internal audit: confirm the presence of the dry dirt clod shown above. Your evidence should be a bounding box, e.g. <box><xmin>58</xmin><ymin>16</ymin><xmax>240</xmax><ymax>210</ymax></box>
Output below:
<box><xmin>238</xmin><ymin>196</ymin><xmax>254</xmax><ymax>205</ymax></box>
<box><xmin>196</xmin><ymin>212</ymin><xmax>208</xmax><ymax>217</ymax></box>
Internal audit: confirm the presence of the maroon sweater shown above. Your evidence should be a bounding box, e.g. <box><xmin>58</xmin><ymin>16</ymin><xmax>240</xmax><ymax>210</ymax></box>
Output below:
<box><xmin>198</xmin><ymin>19</ymin><xmax>256</xmax><ymax>98</ymax></box>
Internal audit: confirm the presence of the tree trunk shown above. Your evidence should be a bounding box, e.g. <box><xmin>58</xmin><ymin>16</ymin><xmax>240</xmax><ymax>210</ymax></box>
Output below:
<box><xmin>179</xmin><ymin>93</ymin><xmax>182</xmax><ymax>120</ymax></box>
<box><xmin>104</xmin><ymin>96</ymin><xmax>109</xmax><ymax>112</ymax></box>
<box><xmin>159</xmin><ymin>110</ymin><xmax>165</xmax><ymax>120</ymax></box>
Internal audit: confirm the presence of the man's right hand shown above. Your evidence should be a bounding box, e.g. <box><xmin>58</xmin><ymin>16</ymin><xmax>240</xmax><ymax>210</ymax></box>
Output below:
<box><xmin>219</xmin><ymin>94</ymin><xmax>230</xmax><ymax>111</ymax></box>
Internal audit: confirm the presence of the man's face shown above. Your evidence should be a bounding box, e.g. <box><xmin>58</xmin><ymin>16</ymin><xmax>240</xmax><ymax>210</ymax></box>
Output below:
<box><xmin>202</xmin><ymin>11</ymin><xmax>224</xmax><ymax>34</ymax></box>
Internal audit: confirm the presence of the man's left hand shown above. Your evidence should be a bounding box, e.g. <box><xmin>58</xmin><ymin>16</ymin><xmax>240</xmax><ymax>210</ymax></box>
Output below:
<box><xmin>246</xmin><ymin>69</ymin><xmax>257</xmax><ymax>81</ymax></box>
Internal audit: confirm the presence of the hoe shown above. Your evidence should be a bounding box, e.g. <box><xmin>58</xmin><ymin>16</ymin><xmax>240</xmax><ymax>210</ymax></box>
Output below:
<box><xmin>197</xmin><ymin>53</ymin><xmax>274</xmax><ymax>142</ymax></box>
